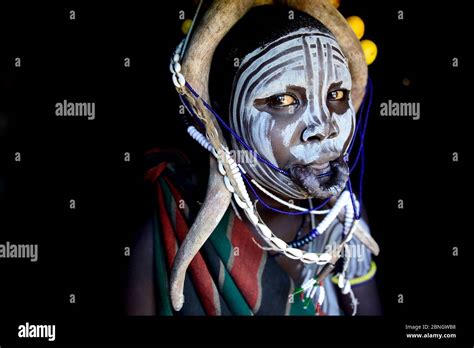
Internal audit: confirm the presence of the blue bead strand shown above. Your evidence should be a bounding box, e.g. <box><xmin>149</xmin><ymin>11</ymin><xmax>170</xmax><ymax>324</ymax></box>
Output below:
<box><xmin>287</xmin><ymin>228</ymin><xmax>320</xmax><ymax>248</ymax></box>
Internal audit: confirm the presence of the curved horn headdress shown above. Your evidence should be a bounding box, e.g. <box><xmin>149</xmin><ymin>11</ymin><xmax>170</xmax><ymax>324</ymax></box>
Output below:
<box><xmin>170</xmin><ymin>0</ymin><xmax>368</xmax><ymax>311</ymax></box>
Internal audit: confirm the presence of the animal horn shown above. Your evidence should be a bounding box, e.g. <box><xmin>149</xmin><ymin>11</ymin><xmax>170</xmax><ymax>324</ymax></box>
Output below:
<box><xmin>170</xmin><ymin>157</ymin><xmax>232</xmax><ymax>311</ymax></box>
<box><xmin>169</xmin><ymin>0</ymin><xmax>255</xmax><ymax>312</ymax></box>
<box><xmin>169</xmin><ymin>0</ymin><xmax>368</xmax><ymax>312</ymax></box>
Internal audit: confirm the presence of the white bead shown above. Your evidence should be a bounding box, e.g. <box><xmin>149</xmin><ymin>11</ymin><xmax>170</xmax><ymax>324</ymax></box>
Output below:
<box><xmin>173</xmin><ymin>62</ymin><xmax>181</xmax><ymax>73</ymax></box>
<box><xmin>173</xmin><ymin>54</ymin><xmax>180</xmax><ymax>63</ymax></box>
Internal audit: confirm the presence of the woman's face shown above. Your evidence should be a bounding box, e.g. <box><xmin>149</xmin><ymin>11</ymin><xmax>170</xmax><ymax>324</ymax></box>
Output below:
<box><xmin>230</xmin><ymin>28</ymin><xmax>354</xmax><ymax>199</ymax></box>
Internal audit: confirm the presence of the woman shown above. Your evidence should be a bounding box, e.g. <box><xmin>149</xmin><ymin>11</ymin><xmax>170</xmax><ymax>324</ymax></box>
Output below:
<box><xmin>126</xmin><ymin>0</ymin><xmax>381</xmax><ymax>316</ymax></box>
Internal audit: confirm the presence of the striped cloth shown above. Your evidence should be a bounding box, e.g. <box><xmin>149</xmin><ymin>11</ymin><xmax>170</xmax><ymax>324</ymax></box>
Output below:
<box><xmin>145</xmin><ymin>148</ymin><xmax>372</xmax><ymax>316</ymax></box>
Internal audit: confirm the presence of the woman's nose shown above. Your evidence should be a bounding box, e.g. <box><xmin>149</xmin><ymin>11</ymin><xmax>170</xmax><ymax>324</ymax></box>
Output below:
<box><xmin>301</xmin><ymin>122</ymin><xmax>339</xmax><ymax>142</ymax></box>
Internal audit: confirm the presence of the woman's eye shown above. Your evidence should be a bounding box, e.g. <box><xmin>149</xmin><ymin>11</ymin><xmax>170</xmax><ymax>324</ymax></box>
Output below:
<box><xmin>328</xmin><ymin>90</ymin><xmax>346</xmax><ymax>101</ymax></box>
<box><xmin>269</xmin><ymin>94</ymin><xmax>298</xmax><ymax>107</ymax></box>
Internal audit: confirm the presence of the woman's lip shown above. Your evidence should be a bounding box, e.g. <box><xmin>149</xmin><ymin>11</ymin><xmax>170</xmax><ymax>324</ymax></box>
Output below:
<box><xmin>307</xmin><ymin>162</ymin><xmax>330</xmax><ymax>170</ymax></box>
<box><xmin>286</xmin><ymin>155</ymin><xmax>341</xmax><ymax>173</ymax></box>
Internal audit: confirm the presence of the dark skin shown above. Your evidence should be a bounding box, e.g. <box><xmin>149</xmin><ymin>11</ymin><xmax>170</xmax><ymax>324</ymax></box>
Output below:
<box><xmin>126</xmin><ymin>85</ymin><xmax>381</xmax><ymax>315</ymax></box>
<box><xmin>249</xmin><ymin>85</ymin><xmax>381</xmax><ymax>315</ymax></box>
<box><xmin>125</xmin><ymin>197</ymin><xmax>382</xmax><ymax>315</ymax></box>
<box><xmin>253</xmin><ymin>83</ymin><xmax>350</xmax><ymax>170</ymax></box>
<box><xmin>252</xmin><ymin>82</ymin><xmax>352</xmax><ymax>199</ymax></box>
<box><xmin>253</xmin><ymin>193</ymin><xmax>382</xmax><ymax>315</ymax></box>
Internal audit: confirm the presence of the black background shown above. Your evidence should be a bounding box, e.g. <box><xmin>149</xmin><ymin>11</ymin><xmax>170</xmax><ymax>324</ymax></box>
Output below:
<box><xmin>0</xmin><ymin>0</ymin><xmax>471</xmax><ymax>345</ymax></box>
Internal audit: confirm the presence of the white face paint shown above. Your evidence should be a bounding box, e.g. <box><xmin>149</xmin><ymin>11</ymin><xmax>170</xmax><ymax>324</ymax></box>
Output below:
<box><xmin>230</xmin><ymin>28</ymin><xmax>355</xmax><ymax>199</ymax></box>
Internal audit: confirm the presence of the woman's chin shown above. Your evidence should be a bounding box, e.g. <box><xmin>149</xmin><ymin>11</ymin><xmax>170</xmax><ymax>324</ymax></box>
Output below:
<box><xmin>288</xmin><ymin>157</ymin><xmax>349</xmax><ymax>199</ymax></box>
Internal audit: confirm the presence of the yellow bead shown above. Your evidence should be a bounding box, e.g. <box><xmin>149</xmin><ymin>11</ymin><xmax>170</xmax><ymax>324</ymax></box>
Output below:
<box><xmin>329</xmin><ymin>0</ymin><xmax>341</xmax><ymax>9</ymax></box>
<box><xmin>346</xmin><ymin>16</ymin><xmax>365</xmax><ymax>40</ymax></box>
<box><xmin>360</xmin><ymin>39</ymin><xmax>378</xmax><ymax>65</ymax></box>
<box><xmin>181</xmin><ymin>19</ymin><xmax>193</xmax><ymax>35</ymax></box>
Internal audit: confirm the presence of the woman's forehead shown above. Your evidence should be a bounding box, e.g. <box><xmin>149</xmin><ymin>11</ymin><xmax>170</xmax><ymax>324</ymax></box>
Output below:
<box><xmin>252</xmin><ymin>55</ymin><xmax>352</xmax><ymax>98</ymax></box>
<box><xmin>240</xmin><ymin>28</ymin><xmax>347</xmax><ymax>67</ymax></box>
<box><xmin>235</xmin><ymin>29</ymin><xmax>351</xmax><ymax>98</ymax></box>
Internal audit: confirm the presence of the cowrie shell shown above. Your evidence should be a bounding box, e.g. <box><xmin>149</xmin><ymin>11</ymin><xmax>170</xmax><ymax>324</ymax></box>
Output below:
<box><xmin>256</xmin><ymin>223</ymin><xmax>272</xmax><ymax>239</ymax></box>
<box><xmin>223</xmin><ymin>176</ymin><xmax>235</xmax><ymax>193</ymax></box>
<box><xmin>285</xmin><ymin>247</ymin><xmax>304</xmax><ymax>259</ymax></box>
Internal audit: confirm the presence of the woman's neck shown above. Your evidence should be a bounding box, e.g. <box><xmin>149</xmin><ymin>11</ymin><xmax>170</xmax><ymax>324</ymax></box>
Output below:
<box><xmin>255</xmin><ymin>193</ymin><xmax>310</xmax><ymax>242</ymax></box>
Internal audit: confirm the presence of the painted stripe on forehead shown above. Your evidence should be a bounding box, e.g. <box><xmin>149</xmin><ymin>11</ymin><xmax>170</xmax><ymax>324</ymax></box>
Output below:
<box><xmin>262</xmin><ymin>61</ymin><xmax>306</xmax><ymax>86</ymax></box>
<box><xmin>234</xmin><ymin>35</ymin><xmax>346</xmax><ymax>107</ymax></box>
<box><xmin>302</xmin><ymin>36</ymin><xmax>316</xmax><ymax>116</ymax></box>
<box><xmin>331</xmin><ymin>55</ymin><xmax>346</xmax><ymax>66</ymax></box>
<box><xmin>234</xmin><ymin>36</ymin><xmax>344</xmax><ymax>113</ymax></box>
<box><xmin>232</xmin><ymin>45</ymin><xmax>303</xmax><ymax>119</ymax></box>
<box><xmin>321</xmin><ymin>44</ymin><xmax>346</xmax><ymax>60</ymax></box>
<box><xmin>239</xmin><ymin>45</ymin><xmax>303</xmax><ymax>82</ymax></box>
<box><xmin>241</xmin><ymin>53</ymin><xmax>346</xmax><ymax>93</ymax></box>
<box><xmin>315</xmin><ymin>37</ymin><xmax>326</xmax><ymax>121</ymax></box>
<box><xmin>326</xmin><ymin>41</ymin><xmax>335</xmax><ymax>87</ymax></box>
<box><xmin>234</xmin><ymin>39</ymin><xmax>349</xmax><ymax>140</ymax></box>
<box><xmin>331</xmin><ymin>45</ymin><xmax>345</xmax><ymax>58</ymax></box>
<box><xmin>239</xmin><ymin>59</ymin><xmax>304</xmax><ymax>133</ymax></box>
<box><xmin>322</xmin><ymin>44</ymin><xmax>347</xmax><ymax>68</ymax></box>
<box><xmin>241</xmin><ymin>57</ymin><xmax>303</xmax><ymax>107</ymax></box>
<box><xmin>238</xmin><ymin>53</ymin><xmax>345</xmax><ymax>119</ymax></box>
<box><xmin>309</xmin><ymin>44</ymin><xmax>346</xmax><ymax>66</ymax></box>
<box><xmin>235</xmin><ymin>56</ymin><xmax>303</xmax><ymax>138</ymax></box>
<box><xmin>233</xmin><ymin>48</ymin><xmax>305</xmax><ymax>134</ymax></box>
<box><xmin>236</xmin><ymin>32</ymin><xmax>337</xmax><ymax>83</ymax></box>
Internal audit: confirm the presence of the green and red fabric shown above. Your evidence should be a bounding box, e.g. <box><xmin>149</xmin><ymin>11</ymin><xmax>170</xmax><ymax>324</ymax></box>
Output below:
<box><xmin>145</xmin><ymin>148</ymin><xmax>317</xmax><ymax>316</ymax></box>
